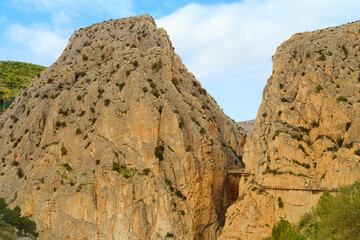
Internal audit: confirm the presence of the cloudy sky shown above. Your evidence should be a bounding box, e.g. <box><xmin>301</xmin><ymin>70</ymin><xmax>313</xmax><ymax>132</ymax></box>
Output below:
<box><xmin>1</xmin><ymin>0</ymin><xmax>359</xmax><ymax>121</ymax></box>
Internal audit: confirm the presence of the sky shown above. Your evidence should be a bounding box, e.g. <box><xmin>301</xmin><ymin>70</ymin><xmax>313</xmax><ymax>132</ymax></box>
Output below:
<box><xmin>1</xmin><ymin>0</ymin><xmax>360</xmax><ymax>121</ymax></box>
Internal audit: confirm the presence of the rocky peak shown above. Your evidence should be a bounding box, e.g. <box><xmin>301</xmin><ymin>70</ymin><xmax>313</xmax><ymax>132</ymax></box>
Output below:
<box><xmin>0</xmin><ymin>15</ymin><xmax>246</xmax><ymax>239</ymax></box>
<box><xmin>220</xmin><ymin>20</ymin><xmax>360</xmax><ymax>239</ymax></box>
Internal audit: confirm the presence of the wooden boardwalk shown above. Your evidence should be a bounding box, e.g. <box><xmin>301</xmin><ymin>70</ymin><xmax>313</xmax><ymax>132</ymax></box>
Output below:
<box><xmin>226</xmin><ymin>168</ymin><xmax>339</xmax><ymax>192</ymax></box>
<box><xmin>251</xmin><ymin>179</ymin><xmax>339</xmax><ymax>192</ymax></box>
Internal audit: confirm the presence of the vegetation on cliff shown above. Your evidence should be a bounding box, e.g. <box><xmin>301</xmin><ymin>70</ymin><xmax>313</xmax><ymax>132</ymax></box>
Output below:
<box><xmin>0</xmin><ymin>198</ymin><xmax>38</xmax><ymax>239</ymax></box>
<box><xmin>0</xmin><ymin>61</ymin><xmax>46</xmax><ymax>111</ymax></box>
<box><xmin>266</xmin><ymin>181</ymin><xmax>360</xmax><ymax>239</ymax></box>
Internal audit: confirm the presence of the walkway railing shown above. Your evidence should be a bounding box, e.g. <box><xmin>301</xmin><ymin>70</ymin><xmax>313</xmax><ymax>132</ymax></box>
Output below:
<box><xmin>227</xmin><ymin>168</ymin><xmax>254</xmax><ymax>177</ymax></box>
<box><xmin>226</xmin><ymin>168</ymin><xmax>339</xmax><ymax>192</ymax></box>
<box><xmin>251</xmin><ymin>179</ymin><xmax>339</xmax><ymax>192</ymax></box>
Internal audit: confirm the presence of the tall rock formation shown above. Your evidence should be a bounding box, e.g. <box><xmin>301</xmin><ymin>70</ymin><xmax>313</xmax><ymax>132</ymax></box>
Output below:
<box><xmin>0</xmin><ymin>15</ymin><xmax>246</xmax><ymax>239</ymax></box>
<box><xmin>220</xmin><ymin>21</ymin><xmax>360</xmax><ymax>239</ymax></box>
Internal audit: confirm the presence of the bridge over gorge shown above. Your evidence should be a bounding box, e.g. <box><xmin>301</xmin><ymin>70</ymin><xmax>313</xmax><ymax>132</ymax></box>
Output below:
<box><xmin>226</xmin><ymin>168</ymin><xmax>339</xmax><ymax>192</ymax></box>
<box><xmin>227</xmin><ymin>168</ymin><xmax>254</xmax><ymax>177</ymax></box>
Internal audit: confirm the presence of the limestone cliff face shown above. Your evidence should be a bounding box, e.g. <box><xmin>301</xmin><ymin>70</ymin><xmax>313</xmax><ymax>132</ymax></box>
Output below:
<box><xmin>0</xmin><ymin>15</ymin><xmax>246</xmax><ymax>240</ymax></box>
<box><xmin>220</xmin><ymin>21</ymin><xmax>360</xmax><ymax>239</ymax></box>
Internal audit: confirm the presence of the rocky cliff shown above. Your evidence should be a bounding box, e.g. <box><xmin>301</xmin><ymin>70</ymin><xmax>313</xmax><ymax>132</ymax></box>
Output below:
<box><xmin>237</xmin><ymin>120</ymin><xmax>255</xmax><ymax>135</ymax></box>
<box><xmin>0</xmin><ymin>15</ymin><xmax>246</xmax><ymax>239</ymax></box>
<box><xmin>220</xmin><ymin>21</ymin><xmax>360</xmax><ymax>239</ymax></box>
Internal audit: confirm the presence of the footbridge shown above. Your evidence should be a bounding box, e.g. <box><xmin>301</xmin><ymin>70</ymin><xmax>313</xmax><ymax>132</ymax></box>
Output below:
<box><xmin>227</xmin><ymin>168</ymin><xmax>254</xmax><ymax>177</ymax></box>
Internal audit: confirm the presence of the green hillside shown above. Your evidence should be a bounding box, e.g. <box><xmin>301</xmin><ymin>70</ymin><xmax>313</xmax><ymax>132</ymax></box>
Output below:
<box><xmin>266</xmin><ymin>181</ymin><xmax>360</xmax><ymax>240</ymax></box>
<box><xmin>0</xmin><ymin>198</ymin><xmax>38</xmax><ymax>239</ymax></box>
<box><xmin>0</xmin><ymin>61</ymin><xmax>46</xmax><ymax>111</ymax></box>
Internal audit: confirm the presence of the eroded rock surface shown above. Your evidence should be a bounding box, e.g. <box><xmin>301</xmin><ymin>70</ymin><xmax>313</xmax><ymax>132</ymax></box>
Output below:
<box><xmin>220</xmin><ymin>21</ymin><xmax>360</xmax><ymax>239</ymax></box>
<box><xmin>0</xmin><ymin>15</ymin><xmax>246</xmax><ymax>240</ymax></box>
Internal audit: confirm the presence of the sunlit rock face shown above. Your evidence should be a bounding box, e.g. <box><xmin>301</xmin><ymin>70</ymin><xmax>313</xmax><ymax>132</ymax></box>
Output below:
<box><xmin>0</xmin><ymin>15</ymin><xmax>246</xmax><ymax>240</ymax></box>
<box><xmin>220</xmin><ymin>20</ymin><xmax>360</xmax><ymax>239</ymax></box>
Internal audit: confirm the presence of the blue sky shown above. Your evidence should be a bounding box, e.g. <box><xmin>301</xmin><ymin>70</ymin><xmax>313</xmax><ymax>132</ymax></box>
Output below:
<box><xmin>1</xmin><ymin>0</ymin><xmax>360</xmax><ymax>121</ymax></box>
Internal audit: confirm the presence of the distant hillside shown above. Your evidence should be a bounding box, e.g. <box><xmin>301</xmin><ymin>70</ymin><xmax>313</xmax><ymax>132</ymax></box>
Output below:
<box><xmin>237</xmin><ymin>119</ymin><xmax>255</xmax><ymax>135</ymax></box>
<box><xmin>0</xmin><ymin>61</ymin><xmax>46</xmax><ymax>111</ymax></box>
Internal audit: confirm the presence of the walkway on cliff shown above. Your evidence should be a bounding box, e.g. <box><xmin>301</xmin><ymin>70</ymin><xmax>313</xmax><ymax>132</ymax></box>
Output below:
<box><xmin>227</xmin><ymin>168</ymin><xmax>339</xmax><ymax>192</ymax></box>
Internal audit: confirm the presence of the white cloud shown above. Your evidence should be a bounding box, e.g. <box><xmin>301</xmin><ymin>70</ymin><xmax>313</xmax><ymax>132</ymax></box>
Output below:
<box><xmin>157</xmin><ymin>0</ymin><xmax>360</xmax><ymax>120</ymax></box>
<box><xmin>157</xmin><ymin>0</ymin><xmax>360</xmax><ymax>80</ymax></box>
<box><xmin>5</xmin><ymin>24</ymin><xmax>68</xmax><ymax>66</ymax></box>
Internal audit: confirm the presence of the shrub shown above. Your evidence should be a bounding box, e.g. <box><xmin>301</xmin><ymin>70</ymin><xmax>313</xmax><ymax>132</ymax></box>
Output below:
<box><xmin>152</xmin><ymin>59</ymin><xmax>163</xmax><ymax>71</ymax></box>
<box><xmin>58</xmin><ymin>108</ymin><xmax>68</xmax><ymax>116</ymax></box>
<box><xmin>17</xmin><ymin>168</ymin><xmax>24</xmax><ymax>178</ymax></box>
<box><xmin>82</xmin><ymin>54</ymin><xmax>88</xmax><ymax>61</ymax></box>
<box><xmin>126</xmin><ymin>70</ymin><xmax>131</xmax><ymax>76</ymax></box>
<box><xmin>311</xmin><ymin>120</ymin><xmax>319</xmax><ymax>128</ymax></box>
<box><xmin>122</xmin><ymin>169</ymin><xmax>132</xmax><ymax>178</ymax></box>
<box><xmin>96</xmin><ymin>159</ymin><xmax>100</xmax><ymax>165</ymax></box>
<box><xmin>112</xmin><ymin>162</ymin><xmax>125</xmax><ymax>173</ymax></box>
<box><xmin>315</xmin><ymin>84</ymin><xmax>323</xmax><ymax>93</ymax></box>
<box><xmin>77</xmin><ymin>95</ymin><xmax>82</xmax><ymax>100</ymax></box>
<box><xmin>76</xmin><ymin>128</ymin><xmax>82</xmax><ymax>135</ymax></box>
<box><xmin>172</xmin><ymin>78</ymin><xmax>179</xmax><ymax>86</ymax></box>
<box><xmin>98</xmin><ymin>88</ymin><xmax>105</xmax><ymax>94</ymax></box>
<box><xmin>75</xmin><ymin>71</ymin><xmax>86</xmax><ymax>80</ymax></box>
<box><xmin>336</xmin><ymin>95</ymin><xmax>347</xmax><ymax>102</ymax></box>
<box><xmin>104</xmin><ymin>99</ymin><xmax>111</xmax><ymax>106</ymax></box>
<box><xmin>345</xmin><ymin>122</ymin><xmax>352</xmax><ymax>131</ymax></box>
<box><xmin>165</xmin><ymin>179</ymin><xmax>172</xmax><ymax>186</ymax></box>
<box><xmin>175</xmin><ymin>189</ymin><xmax>184</xmax><ymax>198</ymax></box>
<box><xmin>299</xmin><ymin>144</ymin><xmax>306</xmax><ymax>152</ymax></box>
<box><xmin>132</xmin><ymin>60</ymin><xmax>139</xmax><ymax>67</ymax></box>
<box><xmin>61</xmin><ymin>163</ymin><xmax>72</xmax><ymax>171</ymax></box>
<box><xmin>61</xmin><ymin>146</ymin><xmax>67</xmax><ymax>156</ymax></box>
<box><xmin>345</xmin><ymin>142</ymin><xmax>353</xmax><ymax>149</ymax></box>
<box><xmin>166</xmin><ymin>232</ymin><xmax>174</xmax><ymax>238</ymax></box>
<box><xmin>143</xmin><ymin>168</ymin><xmax>151</xmax><ymax>175</ymax></box>
<box><xmin>337</xmin><ymin>138</ymin><xmax>344</xmax><ymax>147</ymax></box>
<box><xmin>151</xmin><ymin>88</ymin><xmax>160</xmax><ymax>98</ymax></box>
<box><xmin>116</xmin><ymin>82</ymin><xmax>126</xmax><ymax>91</ymax></box>
<box><xmin>318</xmin><ymin>54</ymin><xmax>326</xmax><ymax>61</ymax></box>
<box><xmin>280</xmin><ymin>97</ymin><xmax>288</xmax><ymax>102</ymax></box>
<box><xmin>355</xmin><ymin>149</ymin><xmax>360</xmax><ymax>156</ymax></box>
<box><xmin>200</xmin><ymin>127</ymin><xmax>206</xmax><ymax>135</ymax></box>
<box><xmin>278</xmin><ymin>197</ymin><xmax>284</xmax><ymax>208</ymax></box>
<box><xmin>149</xmin><ymin>81</ymin><xmax>156</xmax><ymax>88</ymax></box>
<box><xmin>342</xmin><ymin>45</ymin><xmax>349</xmax><ymax>56</ymax></box>
<box><xmin>12</xmin><ymin>161</ymin><xmax>19</xmax><ymax>167</ymax></box>
<box><xmin>155</xmin><ymin>145</ymin><xmax>165</xmax><ymax>161</ymax></box>
<box><xmin>291</xmin><ymin>133</ymin><xmax>303</xmax><ymax>141</ymax></box>
<box><xmin>199</xmin><ymin>88</ymin><xmax>207</xmax><ymax>95</ymax></box>
<box><xmin>56</xmin><ymin>120</ymin><xmax>62</xmax><ymax>127</ymax></box>
<box><xmin>142</xmin><ymin>87</ymin><xmax>148</xmax><ymax>93</ymax></box>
